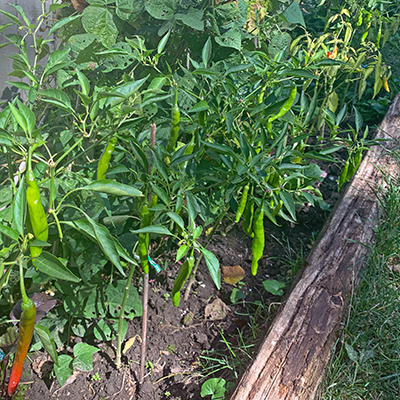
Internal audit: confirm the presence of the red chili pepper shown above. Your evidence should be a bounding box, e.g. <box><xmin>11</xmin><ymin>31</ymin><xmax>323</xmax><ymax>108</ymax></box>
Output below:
<box><xmin>7</xmin><ymin>297</ymin><xmax>36</xmax><ymax>396</ymax></box>
<box><xmin>327</xmin><ymin>45</ymin><xmax>338</xmax><ymax>59</ymax></box>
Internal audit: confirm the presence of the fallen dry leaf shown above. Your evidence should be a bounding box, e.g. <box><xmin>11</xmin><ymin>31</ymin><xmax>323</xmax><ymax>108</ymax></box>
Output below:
<box><xmin>222</xmin><ymin>265</ymin><xmax>245</xmax><ymax>285</ymax></box>
<box><xmin>71</xmin><ymin>0</ymin><xmax>89</xmax><ymax>13</ymax></box>
<box><xmin>123</xmin><ymin>334</ymin><xmax>141</xmax><ymax>354</ymax></box>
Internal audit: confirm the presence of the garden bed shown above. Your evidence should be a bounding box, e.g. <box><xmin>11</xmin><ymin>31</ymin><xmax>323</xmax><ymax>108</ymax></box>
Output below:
<box><xmin>22</xmin><ymin>169</ymin><xmax>339</xmax><ymax>400</ymax></box>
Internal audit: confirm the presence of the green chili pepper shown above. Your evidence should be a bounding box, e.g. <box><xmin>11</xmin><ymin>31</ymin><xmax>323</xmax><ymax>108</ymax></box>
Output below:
<box><xmin>171</xmin><ymin>248</ymin><xmax>195</xmax><ymax>307</ymax></box>
<box><xmin>361</xmin><ymin>21</ymin><xmax>371</xmax><ymax>44</ymax></box>
<box><xmin>338</xmin><ymin>159</ymin><xmax>350</xmax><ymax>189</ymax></box>
<box><xmin>242</xmin><ymin>199</ymin><xmax>254</xmax><ymax>238</ymax></box>
<box><xmin>235</xmin><ymin>183</ymin><xmax>250</xmax><ymax>223</ymax></box>
<box><xmin>26</xmin><ymin>154</ymin><xmax>48</xmax><ymax>259</ymax></box>
<box><xmin>7</xmin><ymin>297</ymin><xmax>36</xmax><ymax>396</ymax></box>
<box><xmin>138</xmin><ymin>202</ymin><xmax>150</xmax><ymax>274</ymax></box>
<box><xmin>376</xmin><ymin>24</ymin><xmax>382</xmax><ymax>48</ymax></box>
<box><xmin>166</xmin><ymin>92</ymin><xmax>180</xmax><ymax>152</ymax></box>
<box><xmin>251</xmin><ymin>204</ymin><xmax>265</xmax><ymax>276</ymax></box>
<box><xmin>269</xmin><ymin>84</ymin><xmax>297</xmax><ymax>124</ymax></box>
<box><xmin>97</xmin><ymin>136</ymin><xmax>117</xmax><ymax>180</ymax></box>
<box><xmin>258</xmin><ymin>84</ymin><xmax>267</xmax><ymax>104</ymax></box>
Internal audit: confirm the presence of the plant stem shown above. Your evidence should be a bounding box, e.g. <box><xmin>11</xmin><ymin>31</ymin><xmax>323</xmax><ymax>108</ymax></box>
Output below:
<box><xmin>139</xmin><ymin>272</ymin><xmax>149</xmax><ymax>384</ymax></box>
<box><xmin>18</xmin><ymin>258</ymin><xmax>28</xmax><ymax>304</ymax></box>
<box><xmin>183</xmin><ymin>206</ymin><xmax>229</xmax><ymax>301</ymax></box>
<box><xmin>139</xmin><ymin>123</ymin><xmax>156</xmax><ymax>384</ymax></box>
<box><xmin>116</xmin><ymin>262</ymin><xmax>136</xmax><ymax>369</ymax></box>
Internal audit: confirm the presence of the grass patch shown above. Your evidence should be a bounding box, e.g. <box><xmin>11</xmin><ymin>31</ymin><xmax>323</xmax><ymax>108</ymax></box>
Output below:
<box><xmin>320</xmin><ymin>163</ymin><xmax>400</xmax><ymax>399</ymax></box>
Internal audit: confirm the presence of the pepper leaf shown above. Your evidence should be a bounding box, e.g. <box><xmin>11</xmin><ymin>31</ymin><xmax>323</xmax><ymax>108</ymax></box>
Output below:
<box><xmin>35</xmin><ymin>325</ymin><xmax>59</xmax><ymax>366</ymax></box>
<box><xmin>12</xmin><ymin>176</ymin><xmax>26</xmax><ymax>237</ymax></box>
<box><xmin>201</xmin><ymin>248</ymin><xmax>221</xmax><ymax>290</ymax></box>
<box><xmin>82</xmin><ymin>180</ymin><xmax>142</xmax><ymax>197</ymax></box>
<box><xmin>34</xmin><ymin>252</ymin><xmax>81</xmax><ymax>282</ymax></box>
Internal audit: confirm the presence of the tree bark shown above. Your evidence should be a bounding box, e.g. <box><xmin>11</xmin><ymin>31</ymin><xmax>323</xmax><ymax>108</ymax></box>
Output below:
<box><xmin>230</xmin><ymin>93</ymin><xmax>400</xmax><ymax>400</ymax></box>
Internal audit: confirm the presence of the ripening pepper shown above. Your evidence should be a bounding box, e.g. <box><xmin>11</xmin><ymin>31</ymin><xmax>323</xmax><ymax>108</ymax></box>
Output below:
<box><xmin>26</xmin><ymin>159</ymin><xmax>48</xmax><ymax>259</ymax></box>
<box><xmin>7</xmin><ymin>297</ymin><xmax>36</xmax><ymax>396</ymax></box>
<box><xmin>97</xmin><ymin>136</ymin><xmax>117</xmax><ymax>180</ymax></box>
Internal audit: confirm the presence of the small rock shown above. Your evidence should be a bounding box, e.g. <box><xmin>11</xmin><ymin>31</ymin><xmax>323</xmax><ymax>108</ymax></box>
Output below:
<box><xmin>204</xmin><ymin>298</ymin><xmax>229</xmax><ymax>321</ymax></box>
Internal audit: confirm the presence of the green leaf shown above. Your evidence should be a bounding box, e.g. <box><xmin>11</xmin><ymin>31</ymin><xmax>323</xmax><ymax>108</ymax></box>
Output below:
<box><xmin>131</xmin><ymin>225</ymin><xmax>172</xmax><ymax>236</ymax></box>
<box><xmin>166</xmin><ymin>212</ymin><xmax>184</xmax><ymax>231</ymax></box>
<box><xmin>82</xmin><ymin>6</ymin><xmax>118</xmax><ymax>48</ymax></box>
<box><xmin>157</xmin><ymin>29</ymin><xmax>171</xmax><ymax>54</ymax></box>
<box><xmin>34</xmin><ymin>252</ymin><xmax>81</xmax><ymax>282</ymax></box>
<box><xmin>49</xmin><ymin>4</ymin><xmax>69</xmax><ymax>12</ymax></box>
<box><xmin>87</xmin><ymin>218</ymin><xmax>126</xmax><ymax>276</ymax></box>
<box><xmin>353</xmin><ymin>106</ymin><xmax>363</xmax><ymax>134</ymax></box>
<box><xmin>282</xmin><ymin>1</ymin><xmax>305</xmax><ymax>27</ymax></box>
<box><xmin>35</xmin><ymin>325</ymin><xmax>59</xmax><ymax>366</ymax></box>
<box><xmin>201</xmin><ymin>248</ymin><xmax>221</xmax><ymax>290</ymax></box>
<box><xmin>106</xmin><ymin>280</ymin><xmax>143</xmax><ymax>319</ymax></box>
<box><xmin>262</xmin><ymin>279</ymin><xmax>286</xmax><ymax>296</ymax></box>
<box><xmin>0</xmin><ymin>129</ymin><xmax>13</xmax><ymax>147</ymax></box>
<box><xmin>176</xmin><ymin>245</ymin><xmax>188</xmax><ymax>262</ymax></box>
<box><xmin>344</xmin><ymin>343</ymin><xmax>359</xmax><ymax>362</ymax></box>
<box><xmin>0</xmin><ymin>10</ymin><xmax>21</xmax><ymax>25</ymax></box>
<box><xmin>0</xmin><ymin>23</ymin><xmax>13</xmax><ymax>34</ymax></box>
<box><xmin>215</xmin><ymin>27</ymin><xmax>241</xmax><ymax>50</ymax></box>
<box><xmin>39</xmin><ymin>89</ymin><xmax>72</xmax><ymax>111</ymax></box>
<box><xmin>82</xmin><ymin>180</ymin><xmax>142</xmax><ymax>197</ymax></box>
<box><xmin>8</xmin><ymin>4</ymin><xmax>31</xmax><ymax>27</ymax></box>
<box><xmin>283</xmin><ymin>69</ymin><xmax>317</xmax><ymax>79</ymax></box>
<box><xmin>145</xmin><ymin>0</ymin><xmax>177</xmax><ymax>20</ymax></box>
<box><xmin>73</xmin><ymin>342</ymin><xmax>99</xmax><ymax>372</ymax></box>
<box><xmin>16</xmin><ymin>100</ymin><xmax>35</xmax><ymax>134</ymax></box>
<box><xmin>200</xmin><ymin>378</ymin><xmax>226</xmax><ymax>399</ymax></box>
<box><xmin>6</xmin><ymin>81</ymin><xmax>30</xmax><ymax>91</ymax></box>
<box><xmin>103</xmin><ymin>76</ymin><xmax>149</xmax><ymax>108</ymax></box>
<box><xmin>49</xmin><ymin>14</ymin><xmax>82</xmax><ymax>34</ymax></box>
<box><xmin>188</xmin><ymin>100</ymin><xmax>209</xmax><ymax>113</ymax></box>
<box><xmin>76</xmin><ymin>69</ymin><xmax>90</xmax><ymax>96</ymax></box>
<box><xmin>116</xmin><ymin>0</ymin><xmax>135</xmax><ymax>20</ymax></box>
<box><xmin>279</xmin><ymin>191</ymin><xmax>296</xmax><ymax>221</ymax></box>
<box><xmin>13</xmin><ymin>176</ymin><xmax>25</xmax><ymax>237</ymax></box>
<box><xmin>202</xmin><ymin>37</ymin><xmax>212</xmax><ymax>68</ymax></box>
<box><xmin>54</xmin><ymin>355</ymin><xmax>73</xmax><ymax>387</ymax></box>
<box><xmin>175</xmin><ymin>7</ymin><xmax>204</xmax><ymax>31</ymax></box>
<box><xmin>8</xmin><ymin>102</ymin><xmax>27</xmax><ymax>133</ymax></box>
<box><xmin>0</xmin><ymin>224</ymin><xmax>19</xmax><ymax>241</ymax></box>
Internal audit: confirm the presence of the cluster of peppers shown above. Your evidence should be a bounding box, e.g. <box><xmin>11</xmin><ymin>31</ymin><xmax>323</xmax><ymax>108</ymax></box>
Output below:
<box><xmin>235</xmin><ymin>185</ymin><xmax>265</xmax><ymax>276</ymax></box>
<box><xmin>8</xmin><ymin>151</ymin><xmax>44</xmax><ymax>395</ymax></box>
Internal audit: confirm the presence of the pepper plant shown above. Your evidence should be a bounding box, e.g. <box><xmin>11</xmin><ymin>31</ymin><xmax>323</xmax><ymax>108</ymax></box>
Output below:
<box><xmin>0</xmin><ymin>0</ymin><xmax>396</xmax><ymax>394</ymax></box>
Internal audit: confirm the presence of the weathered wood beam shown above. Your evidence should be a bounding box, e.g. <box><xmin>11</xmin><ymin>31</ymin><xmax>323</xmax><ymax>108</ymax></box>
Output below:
<box><xmin>230</xmin><ymin>93</ymin><xmax>400</xmax><ymax>400</ymax></box>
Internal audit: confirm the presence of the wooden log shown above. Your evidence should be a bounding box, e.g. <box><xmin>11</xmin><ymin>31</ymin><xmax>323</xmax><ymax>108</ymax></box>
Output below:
<box><xmin>230</xmin><ymin>93</ymin><xmax>400</xmax><ymax>400</ymax></box>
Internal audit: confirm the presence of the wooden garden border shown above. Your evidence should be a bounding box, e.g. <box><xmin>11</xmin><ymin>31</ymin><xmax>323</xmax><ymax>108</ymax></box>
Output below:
<box><xmin>230</xmin><ymin>93</ymin><xmax>400</xmax><ymax>400</ymax></box>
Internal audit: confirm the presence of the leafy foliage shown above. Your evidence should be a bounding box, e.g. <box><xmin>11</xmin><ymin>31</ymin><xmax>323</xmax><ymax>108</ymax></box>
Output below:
<box><xmin>0</xmin><ymin>0</ymin><xmax>396</xmax><ymax>392</ymax></box>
